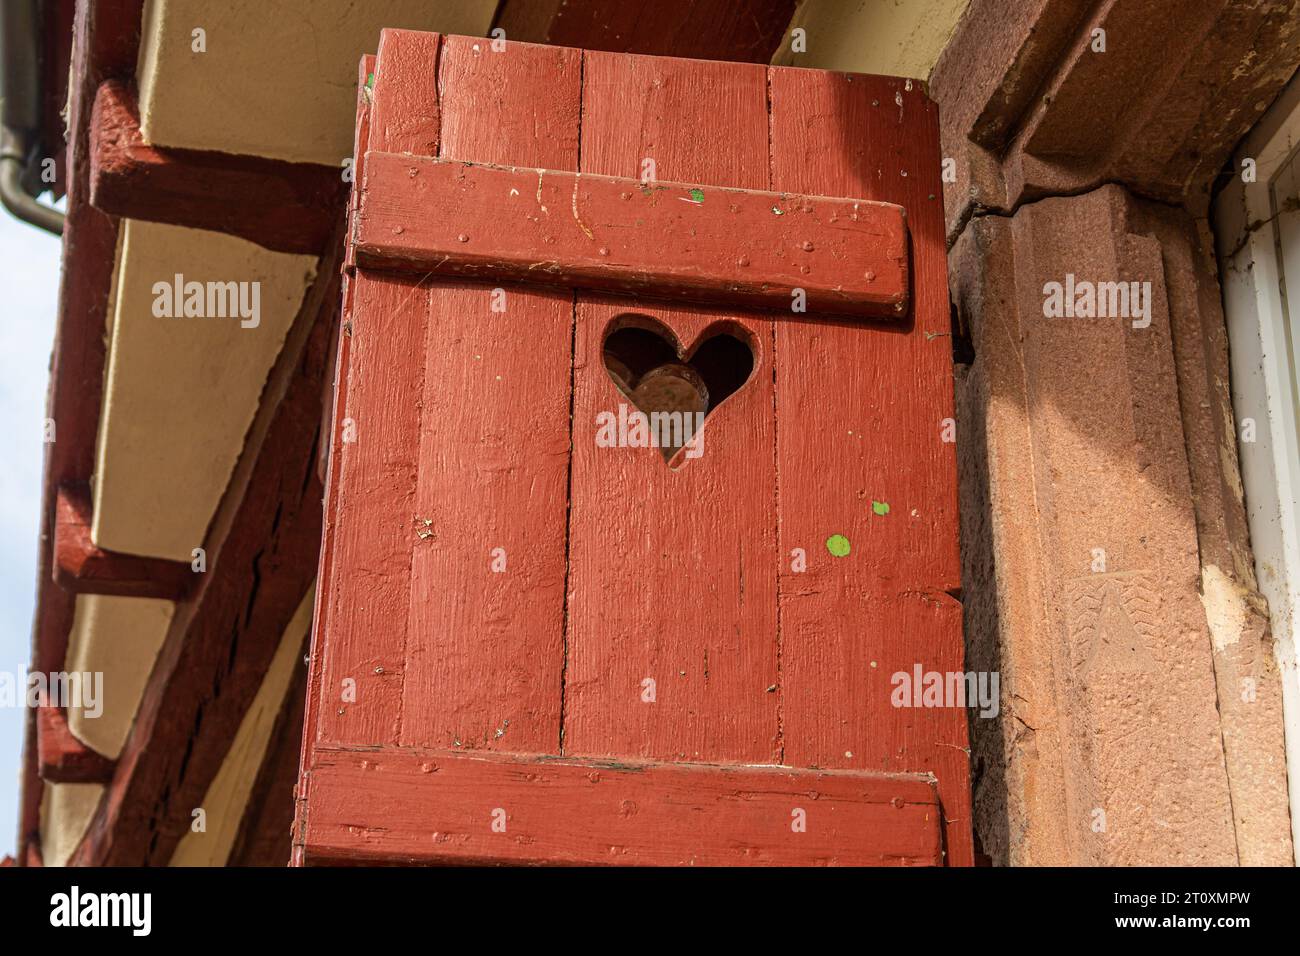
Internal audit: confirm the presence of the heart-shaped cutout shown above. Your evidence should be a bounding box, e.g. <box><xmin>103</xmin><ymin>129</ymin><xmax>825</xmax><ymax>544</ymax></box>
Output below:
<box><xmin>602</xmin><ymin>315</ymin><xmax>756</xmax><ymax>467</ymax></box>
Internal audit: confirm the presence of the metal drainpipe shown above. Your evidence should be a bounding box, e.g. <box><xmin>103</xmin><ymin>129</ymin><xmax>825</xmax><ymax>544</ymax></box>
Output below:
<box><xmin>0</xmin><ymin>0</ymin><xmax>64</xmax><ymax>235</ymax></box>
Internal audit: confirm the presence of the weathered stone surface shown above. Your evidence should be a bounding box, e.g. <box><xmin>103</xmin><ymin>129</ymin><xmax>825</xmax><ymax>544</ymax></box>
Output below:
<box><xmin>1133</xmin><ymin>206</ymin><xmax>1294</xmax><ymax>866</ymax></box>
<box><xmin>932</xmin><ymin>0</ymin><xmax>1300</xmax><ymax>242</ymax></box>
<box><xmin>951</xmin><ymin>184</ymin><xmax>1293</xmax><ymax>864</ymax></box>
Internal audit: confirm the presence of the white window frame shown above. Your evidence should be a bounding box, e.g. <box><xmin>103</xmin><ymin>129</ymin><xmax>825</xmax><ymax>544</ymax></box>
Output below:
<box><xmin>1216</xmin><ymin>72</ymin><xmax>1300</xmax><ymax>863</ymax></box>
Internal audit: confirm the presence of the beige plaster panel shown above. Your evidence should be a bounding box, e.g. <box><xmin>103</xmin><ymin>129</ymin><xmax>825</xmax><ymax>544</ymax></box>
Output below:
<box><xmin>92</xmin><ymin>220</ymin><xmax>316</xmax><ymax>560</ymax></box>
<box><xmin>171</xmin><ymin>586</ymin><xmax>313</xmax><ymax>867</ymax></box>
<box><xmin>136</xmin><ymin>0</ymin><xmax>498</xmax><ymax>165</ymax></box>
<box><xmin>772</xmin><ymin>0</ymin><xmax>970</xmax><ymax>79</ymax></box>
<box><xmin>39</xmin><ymin>783</ymin><xmax>104</xmax><ymax>867</ymax></box>
<box><xmin>65</xmin><ymin>593</ymin><xmax>175</xmax><ymax>759</ymax></box>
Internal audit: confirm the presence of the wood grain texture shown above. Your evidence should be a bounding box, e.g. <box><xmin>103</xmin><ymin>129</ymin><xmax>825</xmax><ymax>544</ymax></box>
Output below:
<box><xmin>579</xmin><ymin>50</ymin><xmax>769</xmax><ymax>187</ymax></box>
<box><xmin>304</xmin><ymin>35</ymin><xmax>973</xmax><ymax>866</ymax></box>
<box><xmin>369</xmin><ymin>30</ymin><xmax>441</xmax><ymax>157</ymax></box>
<box><xmin>53</xmin><ymin>482</ymin><xmax>192</xmax><ymax>599</ymax></box>
<box><xmin>296</xmin><ymin>269</ymin><xmax>355</xmax><ymax>856</ymax></box>
<box><xmin>399</xmin><ymin>284</ymin><xmax>573</xmax><ymax>751</ymax></box>
<box><xmin>300</xmin><ymin>747</ymin><xmax>943</xmax><ymax>866</ymax></box>
<box><xmin>399</xmin><ymin>34</ymin><xmax>581</xmax><ymax>752</ymax></box>
<box><xmin>314</xmin><ymin>273</ymin><xmax>428</xmax><ymax>747</ymax></box>
<box><xmin>314</xmin><ymin>31</ymin><xmax>444</xmax><ymax>748</ymax></box>
<box><xmin>342</xmin><ymin>54</ymin><xmax>376</xmax><ymax>271</ymax></box>
<box><xmin>563</xmin><ymin>52</ymin><xmax>779</xmax><ymax>763</ymax></box>
<box><xmin>355</xmin><ymin>155</ymin><xmax>910</xmax><ymax>317</ymax></box>
<box><xmin>767</xmin><ymin>68</ymin><xmax>972</xmax><ymax>865</ymax></box>
<box><xmin>437</xmin><ymin>35</ymin><xmax>581</xmax><ymax>168</ymax></box>
<box><xmin>566</xmin><ymin>297</ymin><xmax>779</xmax><ymax>761</ymax></box>
<box><xmin>89</xmin><ymin>80</ymin><xmax>344</xmax><ymax>255</ymax></box>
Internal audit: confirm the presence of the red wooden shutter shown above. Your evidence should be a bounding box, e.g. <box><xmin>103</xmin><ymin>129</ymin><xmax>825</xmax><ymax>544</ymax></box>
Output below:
<box><xmin>296</xmin><ymin>30</ymin><xmax>971</xmax><ymax>866</ymax></box>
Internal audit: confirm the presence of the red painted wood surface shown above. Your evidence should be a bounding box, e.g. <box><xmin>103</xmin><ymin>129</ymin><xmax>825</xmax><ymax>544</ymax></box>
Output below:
<box><xmin>301</xmin><ymin>747</ymin><xmax>942</xmax><ymax>866</ymax></box>
<box><xmin>567</xmin><ymin>297</ymin><xmax>778</xmax><ymax>761</ymax></box>
<box><xmin>368</xmin><ymin>29</ymin><xmax>442</xmax><ymax>157</ymax></box>
<box><xmin>314</xmin><ymin>272</ymin><xmax>426</xmax><ymax>747</ymax></box>
<box><xmin>36</xmin><ymin>697</ymin><xmax>116</xmax><ymax>785</ymax></box>
<box><xmin>53</xmin><ymin>482</ymin><xmax>192</xmax><ymax>599</ymax></box>
<box><xmin>356</xmin><ymin>155</ymin><xmax>909</xmax><ymax>317</ymax></box>
<box><xmin>768</xmin><ymin>68</ymin><xmax>972</xmax><ymax>865</ymax></box>
<box><xmin>301</xmin><ymin>31</ymin><xmax>970</xmax><ymax>867</ymax></box>
<box><xmin>316</xmin><ymin>33</ymin><xmax>583</xmax><ymax>752</ymax></box>
<box><xmin>400</xmin><ymin>35</ymin><xmax>580</xmax><ymax>753</ymax></box>
<box><xmin>313</xmin><ymin>32</ymin><xmax>442</xmax><ymax>749</ymax></box>
<box><xmin>297</xmin><ymin>60</ymin><xmax>372</xmax><ymax>853</ymax></box>
<box><xmin>90</xmin><ymin>80</ymin><xmax>344</xmax><ymax>255</ymax></box>
<box><xmin>565</xmin><ymin>51</ymin><xmax>779</xmax><ymax>763</ymax></box>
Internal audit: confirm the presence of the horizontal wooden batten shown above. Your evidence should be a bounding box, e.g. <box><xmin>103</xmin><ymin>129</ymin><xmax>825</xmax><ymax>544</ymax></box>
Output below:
<box><xmin>89</xmin><ymin>80</ymin><xmax>345</xmax><ymax>255</ymax></box>
<box><xmin>54</xmin><ymin>483</ymin><xmax>193</xmax><ymax>600</ymax></box>
<box><xmin>298</xmin><ymin>748</ymin><xmax>943</xmax><ymax>866</ymax></box>
<box><xmin>36</xmin><ymin>696</ymin><xmax>116</xmax><ymax>785</ymax></box>
<box><xmin>354</xmin><ymin>153</ymin><xmax>910</xmax><ymax>318</ymax></box>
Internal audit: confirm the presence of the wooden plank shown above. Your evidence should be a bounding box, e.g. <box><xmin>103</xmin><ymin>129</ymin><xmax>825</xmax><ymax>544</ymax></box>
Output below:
<box><xmin>436</xmin><ymin>35</ymin><xmax>582</xmax><ymax>168</ymax></box>
<box><xmin>494</xmin><ymin>0</ymin><xmax>797</xmax><ymax>64</ymax></box>
<box><xmin>311</xmin><ymin>30</ymin><xmax>444</xmax><ymax>749</ymax></box>
<box><xmin>36</xmin><ymin>696</ymin><xmax>116</xmax><ymax>785</ymax></box>
<box><xmin>53</xmin><ymin>482</ymin><xmax>192</xmax><ymax>599</ymax></box>
<box><xmin>563</xmin><ymin>51</ymin><xmax>778</xmax><ymax>763</ymax></box>
<box><xmin>396</xmin><ymin>34</ymin><xmax>581</xmax><ymax>752</ymax></box>
<box><xmin>321</xmin><ymin>53</ymin><xmax>374</xmax><ymax>477</ymax></box>
<box><xmin>299</xmin><ymin>747</ymin><xmax>943</xmax><ymax>866</ymax></box>
<box><xmin>312</xmin><ymin>273</ymin><xmax>427</xmax><ymax>748</ymax></box>
<box><xmin>566</xmin><ymin>297</ymin><xmax>779</xmax><ymax>761</ymax></box>
<box><xmin>369</xmin><ymin>29</ymin><xmax>442</xmax><ymax>157</ymax></box>
<box><xmin>89</xmin><ymin>80</ymin><xmax>344</xmax><ymax>255</ymax></box>
<box><xmin>767</xmin><ymin>67</ymin><xmax>973</xmax><ymax>865</ymax></box>
<box><xmin>397</xmin><ymin>285</ymin><xmax>573</xmax><ymax>751</ymax></box>
<box><xmin>355</xmin><ymin>154</ymin><xmax>910</xmax><ymax>318</ymax></box>
<box><xmin>579</xmin><ymin>50</ymin><xmax>769</xmax><ymax>187</ymax></box>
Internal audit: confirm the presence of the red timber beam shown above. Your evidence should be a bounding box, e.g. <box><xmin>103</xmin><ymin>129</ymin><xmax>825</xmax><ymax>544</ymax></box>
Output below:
<box><xmin>89</xmin><ymin>80</ymin><xmax>344</xmax><ymax>255</ymax></box>
<box><xmin>494</xmin><ymin>0</ymin><xmax>797</xmax><ymax>62</ymax></box>
<box><xmin>53</xmin><ymin>483</ymin><xmax>192</xmax><ymax>600</ymax></box>
<box><xmin>35</xmin><ymin>694</ymin><xmax>116</xmax><ymax>785</ymax></box>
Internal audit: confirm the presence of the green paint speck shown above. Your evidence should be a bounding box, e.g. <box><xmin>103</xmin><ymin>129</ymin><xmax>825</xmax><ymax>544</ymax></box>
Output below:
<box><xmin>872</xmin><ymin>500</ymin><xmax>890</xmax><ymax>516</ymax></box>
<box><xmin>366</xmin><ymin>72</ymin><xmax>376</xmax><ymax>89</ymax></box>
<box><xmin>689</xmin><ymin>188</ymin><xmax>705</xmax><ymax>203</ymax></box>
<box><xmin>826</xmin><ymin>534</ymin><xmax>851</xmax><ymax>557</ymax></box>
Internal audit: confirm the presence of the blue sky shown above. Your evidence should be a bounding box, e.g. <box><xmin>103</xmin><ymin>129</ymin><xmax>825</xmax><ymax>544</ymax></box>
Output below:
<box><xmin>0</xmin><ymin>209</ymin><xmax>63</xmax><ymax>859</ymax></box>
